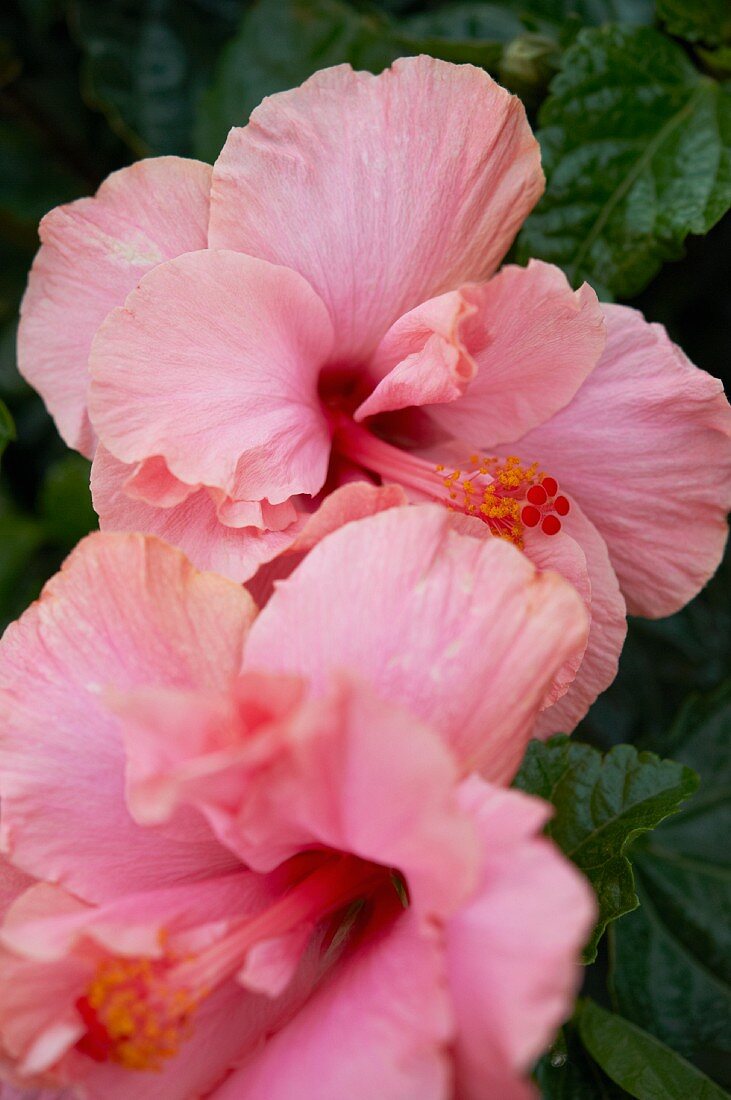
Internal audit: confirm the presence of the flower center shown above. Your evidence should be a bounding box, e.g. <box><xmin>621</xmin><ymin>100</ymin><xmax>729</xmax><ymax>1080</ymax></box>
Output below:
<box><xmin>333</xmin><ymin>419</ymin><xmax>569</xmax><ymax>547</ymax></box>
<box><xmin>74</xmin><ymin>855</ymin><xmax>392</xmax><ymax>1072</ymax></box>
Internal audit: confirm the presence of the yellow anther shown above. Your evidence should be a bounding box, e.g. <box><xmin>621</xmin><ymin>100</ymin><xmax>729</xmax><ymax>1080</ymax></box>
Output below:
<box><xmin>78</xmin><ymin>955</ymin><xmax>200</xmax><ymax>1072</ymax></box>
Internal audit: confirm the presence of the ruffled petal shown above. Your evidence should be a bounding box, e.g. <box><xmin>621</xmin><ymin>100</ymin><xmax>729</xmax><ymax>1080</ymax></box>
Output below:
<box><xmin>447</xmin><ymin>778</ymin><xmax>596</xmax><ymax>1099</ymax></box>
<box><xmin>354</xmin><ymin>288</ymin><xmax>479</xmax><ymax>420</ymax></box>
<box><xmin>511</xmin><ymin>304</ymin><xmax>731</xmax><ymax>617</ymax></box>
<box><xmin>88</xmin><ymin>249</ymin><xmax>334</xmax><ymax>504</ymax></box>
<box><xmin>425</xmin><ymin>262</ymin><xmax>605</xmax><ymax>445</ymax></box>
<box><xmin>92</xmin><ymin>446</ymin><xmax>299</xmax><ymax>584</ymax></box>
<box><xmin>119</xmin><ymin>675</ymin><xmax>478</xmax><ymax>918</ymax></box>
<box><xmin>18</xmin><ymin>158</ymin><xmax>211</xmax><ymax>456</ymax></box>
<box><xmin>244</xmin><ymin>505</ymin><xmax>589</xmax><ymax>781</ymax></box>
<box><xmin>209</xmin><ymin>56</ymin><xmax>543</xmax><ymax>360</ymax></box>
<box><xmin>0</xmin><ymin>534</ymin><xmax>253</xmax><ymax>902</ymax></box>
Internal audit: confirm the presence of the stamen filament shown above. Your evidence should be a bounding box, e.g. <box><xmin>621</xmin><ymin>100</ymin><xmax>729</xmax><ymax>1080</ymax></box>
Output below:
<box><xmin>171</xmin><ymin>856</ymin><xmax>383</xmax><ymax>992</ymax></box>
<box><xmin>332</xmin><ymin>418</ymin><xmax>569</xmax><ymax>545</ymax></box>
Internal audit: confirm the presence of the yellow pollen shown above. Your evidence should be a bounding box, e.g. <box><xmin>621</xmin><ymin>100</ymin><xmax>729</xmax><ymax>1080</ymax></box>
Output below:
<box><xmin>434</xmin><ymin>453</ymin><xmax>545</xmax><ymax>549</ymax></box>
<box><xmin>78</xmin><ymin>956</ymin><xmax>200</xmax><ymax>1071</ymax></box>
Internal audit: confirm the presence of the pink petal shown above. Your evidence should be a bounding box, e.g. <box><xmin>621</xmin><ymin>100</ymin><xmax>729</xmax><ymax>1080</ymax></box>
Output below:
<box><xmin>1</xmin><ymin>876</ymin><xmax>273</xmax><ymax>965</ymax></box>
<box><xmin>214</xmin><ymin>910</ymin><xmax>453</xmax><ymax>1100</ymax></box>
<box><xmin>117</xmin><ymin>673</ymin><xmax>307</xmax><ymax>831</ymax></box>
<box><xmin>120</xmin><ymin>675</ymin><xmax>478</xmax><ymax>919</ymax></box>
<box><xmin>447</xmin><ymin>778</ymin><xmax>596</xmax><ymax>1099</ymax></box>
<box><xmin>122</xmin><ymin>456</ymin><xmax>200</xmax><ymax>508</ymax></box>
<box><xmin>209</xmin><ymin>57</ymin><xmax>543</xmax><ymax>360</ymax></box>
<box><xmin>0</xmin><ymin>882</ymin><xmax>324</xmax><ymax>1099</ymax></box>
<box><xmin>0</xmin><ymin>947</ymin><xmax>86</xmax><ymax>1076</ymax></box>
<box><xmin>244</xmin><ymin>505</ymin><xmax>589</xmax><ymax>781</ymax></box>
<box><xmin>354</xmin><ymin>288</ymin><xmax>479</xmax><ymax>420</ymax></box>
<box><xmin>0</xmin><ymin>865</ymin><xmax>35</xmax><ymax>925</ymax></box>
<box><xmin>511</xmin><ymin>304</ymin><xmax>731</xmax><ymax>617</ymax></box>
<box><xmin>88</xmin><ymin>249</ymin><xmax>334</xmax><ymax>503</ymax></box>
<box><xmin>18</xmin><ymin>158</ymin><xmax>212</xmax><ymax>457</ymax></box>
<box><xmin>531</xmin><ymin>502</ymin><xmax>626</xmax><ymax>737</ymax></box>
<box><xmin>425</xmin><ymin>262</ymin><xmax>605</xmax><ymax>445</ymax></box>
<box><xmin>0</xmin><ymin>533</ymin><xmax>253</xmax><ymax>902</ymax></box>
<box><xmin>285</xmin><ymin>482</ymin><xmax>408</xmax><ymax>556</ymax></box>
<box><xmin>92</xmin><ymin>446</ymin><xmax>299</xmax><ymax>583</ymax></box>
<box><xmin>247</xmin><ymin>481</ymin><xmax>408</xmax><ymax>608</ymax></box>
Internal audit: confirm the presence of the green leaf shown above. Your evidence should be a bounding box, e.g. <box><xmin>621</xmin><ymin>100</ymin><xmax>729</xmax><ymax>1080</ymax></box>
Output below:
<box><xmin>39</xmin><ymin>453</ymin><xmax>97</xmax><ymax>549</ymax></box>
<box><xmin>535</xmin><ymin>1024</ymin><xmax>632</xmax><ymax>1097</ymax></box>
<box><xmin>0</xmin><ymin>400</ymin><xmax>15</xmax><ymax>465</ymax></box>
<box><xmin>195</xmin><ymin>0</ymin><xmax>402</xmax><ymax>162</ymax></box>
<box><xmin>577</xmin><ymin>999</ymin><xmax>729</xmax><ymax>1099</ymax></box>
<box><xmin>517</xmin><ymin>26</ymin><xmax>731</xmax><ymax>298</ymax></box>
<box><xmin>514</xmin><ymin>737</ymin><xmax>698</xmax><ymax>960</ymax></box>
<box><xmin>656</xmin><ymin>0</ymin><xmax>731</xmax><ymax>47</ymax></box>
<box><xmin>72</xmin><ymin>0</ymin><xmax>244</xmax><ymax>156</ymax></box>
<box><xmin>610</xmin><ymin>682</ymin><xmax>731</xmax><ymax>1083</ymax></box>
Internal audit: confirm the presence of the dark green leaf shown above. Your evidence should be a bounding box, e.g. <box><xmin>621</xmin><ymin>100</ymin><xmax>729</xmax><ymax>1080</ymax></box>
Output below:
<box><xmin>195</xmin><ymin>0</ymin><xmax>402</xmax><ymax>162</ymax></box>
<box><xmin>577</xmin><ymin>999</ymin><xmax>729</xmax><ymax>1099</ymax></box>
<box><xmin>535</xmin><ymin>1024</ymin><xmax>631</xmax><ymax>1098</ymax></box>
<box><xmin>39</xmin><ymin>453</ymin><xmax>97</xmax><ymax>549</ymax></box>
<box><xmin>610</xmin><ymin>683</ymin><xmax>731</xmax><ymax>1084</ymax></box>
<box><xmin>517</xmin><ymin>26</ymin><xmax>731</xmax><ymax>298</ymax></box>
<box><xmin>514</xmin><ymin>737</ymin><xmax>698</xmax><ymax>960</ymax></box>
<box><xmin>656</xmin><ymin>0</ymin><xmax>731</xmax><ymax>47</ymax></box>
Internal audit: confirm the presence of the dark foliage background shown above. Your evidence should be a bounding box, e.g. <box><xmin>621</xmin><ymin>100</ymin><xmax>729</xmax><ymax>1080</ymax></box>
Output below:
<box><xmin>0</xmin><ymin>1</ymin><xmax>729</xmax><ymax>1096</ymax></box>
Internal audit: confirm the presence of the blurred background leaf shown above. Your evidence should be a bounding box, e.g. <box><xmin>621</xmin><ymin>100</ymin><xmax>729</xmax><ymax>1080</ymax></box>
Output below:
<box><xmin>71</xmin><ymin>0</ymin><xmax>252</xmax><ymax>157</ymax></box>
<box><xmin>195</xmin><ymin>0</ymin><xmax>403</xmax><ymax>160</ymax></box>
<box><xmin>0</xmin><ymin>399</ymin><xmax>15</xmax><ymax>465</ymax></box>
<box><xmin>655</xmin><ymin>0</ymin><xmax>731</xmax><ymax>47</ymax></box>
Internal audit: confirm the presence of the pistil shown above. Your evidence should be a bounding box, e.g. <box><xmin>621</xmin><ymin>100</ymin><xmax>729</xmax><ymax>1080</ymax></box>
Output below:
<box><xmin>333</xmin><ymin>418</ymin><xmax>570</xmax><ymax>547</ymax></box>
<box><xmin>75</xmin><ymin>855</ymin><xmax>387</xmax><ymax>1072</ymax></box>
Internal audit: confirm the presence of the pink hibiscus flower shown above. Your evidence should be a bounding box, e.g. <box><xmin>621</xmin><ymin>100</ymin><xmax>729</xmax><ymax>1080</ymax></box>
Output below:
<box><xmin>0</xmin><ymin>513</ymin><xmax>593</xmax><ymax>1098</ymax></box>
<box><xmin>18</xmin><ymin>57</ymin><xmax>731</xmax><ymax>735</ymax></box>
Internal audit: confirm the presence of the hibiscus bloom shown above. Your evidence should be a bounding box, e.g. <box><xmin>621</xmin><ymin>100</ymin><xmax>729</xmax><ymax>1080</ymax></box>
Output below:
<box><xmin>18</xmin><ymin>57</ymin><xmax>731</xmax><ymax>734</ymax></box>
<box><xmin>0</xmin><ymin>512</ymin><xmax>593</xmax><ymax>1098</ymax></box>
